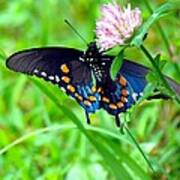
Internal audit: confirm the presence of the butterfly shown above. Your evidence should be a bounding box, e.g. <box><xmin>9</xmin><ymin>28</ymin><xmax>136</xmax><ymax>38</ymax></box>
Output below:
<box><xmin>6</xmin><ymin>42</ymin><xmax>180</xmax><ymax>127</ymax></box>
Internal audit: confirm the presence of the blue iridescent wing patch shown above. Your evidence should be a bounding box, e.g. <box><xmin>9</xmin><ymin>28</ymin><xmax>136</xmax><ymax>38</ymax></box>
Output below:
<box><xmin>120</xmin><ymin>59</ymin><xmax>148</xmax><ymax>100</ymax></box>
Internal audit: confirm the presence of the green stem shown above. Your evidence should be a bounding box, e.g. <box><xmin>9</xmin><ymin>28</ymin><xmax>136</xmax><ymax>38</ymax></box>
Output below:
<box><xmin>143</xmin><ymin>0</ymin><xmax>173</xmax><ymax>57</ymax></box>
<box><xmin>140</xmin><ymin>45</ymin><xmax>180</xmax><ymax>103</ymax></box>
<box><xmin>124</xmin><ymin>125</ymin><xmax>155</xmax><ymax>173</ymax></box>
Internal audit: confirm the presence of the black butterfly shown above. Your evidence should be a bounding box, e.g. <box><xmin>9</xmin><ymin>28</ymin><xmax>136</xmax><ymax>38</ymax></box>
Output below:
<box><xmin>6</xmin><ymin>42</ymin><xmax>180</xmax><ymax>126</ymax></box>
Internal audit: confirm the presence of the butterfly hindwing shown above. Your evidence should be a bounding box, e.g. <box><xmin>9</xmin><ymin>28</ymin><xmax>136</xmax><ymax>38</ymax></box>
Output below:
<box><xmin>99</xmin><ymin>58</ymin><xmax>149</xmax><ymax>117</ymax></box>
<box><xmin>100</xmin><ymin>75</ymin><xmax>134</xmax><ymax>115</ymax></box>
<box><xmin>6</xmin><ymin>47</ymin><xmax>101</xmax><ymax>114</ymax></box>
<box><xmin>120</xmin><ymin>59</ymin><xmax>148</xmax><ymax>98</ymax></box>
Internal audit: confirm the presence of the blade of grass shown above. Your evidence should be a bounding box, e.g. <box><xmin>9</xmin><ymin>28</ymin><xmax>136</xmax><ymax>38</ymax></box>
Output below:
<box><xmin>87</xmin><ymin>126</ymin><xmax>131</xmax><ymax>145</ymax></box>
<box><xmin>0</xmin><ymin>121</ymin><xmax>156</xmax><ymax>179</ymax></box>
<box><xmin>89</xmin><ymin>132</ymin><xmax>133</xmax><ymax>180</ymax></box>
<box><xmin>98</xmin><ymin>133</ymin><xmax>151</xmax><ymax>180</ymax></box>
<box><xmin>0</xmin><ymin>124</ymin><xmax>75</xmax><ymax>155</ymax></box>
<box><xmin>124</xmin><ymin>125</ymin><xmax>155</xmax><ymax>174</ymax></box>
<box><xmin>143</xmin><ymin>0</ymin><xmax>174</xmax><ymax>57</ymax></box>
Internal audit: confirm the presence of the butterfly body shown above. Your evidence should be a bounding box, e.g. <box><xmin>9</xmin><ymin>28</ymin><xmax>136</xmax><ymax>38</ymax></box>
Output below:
<box><xmin>6</xmin><ymin>42</ymin><xmax>179</xmax><ymax>127</ymax></box>
<box><xmin>79</xmin><ymin>42</ymin><xmax>112</xmax><ymax>83</ymax></box>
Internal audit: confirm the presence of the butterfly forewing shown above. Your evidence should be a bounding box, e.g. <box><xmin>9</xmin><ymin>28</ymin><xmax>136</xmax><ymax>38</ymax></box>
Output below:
<box><xmin>6</xmin><ymin>47</ymin><xmax>83</xmax><ymax>75</ymax></box>
<box><xmin>6</xmin><ymin>47</ymin><xmax>101</xmax><ymax>113</ymax></box>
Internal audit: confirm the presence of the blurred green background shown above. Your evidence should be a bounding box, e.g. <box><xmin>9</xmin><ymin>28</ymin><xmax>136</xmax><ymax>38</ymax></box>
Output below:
<box><xmin>0</xmin><ymin>0</ymin><xmax>179</xmax><ymax>179</ymax></box>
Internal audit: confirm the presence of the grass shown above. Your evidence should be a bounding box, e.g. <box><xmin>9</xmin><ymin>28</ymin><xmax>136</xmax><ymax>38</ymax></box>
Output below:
<box><xmin>0</xmin><ymin>0</ymin><xmax>180</xmax><ymax>179</ymax></box>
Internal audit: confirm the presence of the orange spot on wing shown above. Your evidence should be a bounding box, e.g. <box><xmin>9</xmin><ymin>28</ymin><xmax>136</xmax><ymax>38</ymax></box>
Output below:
<box><xmin>84</xmin><ymin>100</ymin><xmax>91</xmax><ymax>106</ymax></box>
<box><xmin>121</xmin><ymin>89</ymin><xmax>129</xmax><ymax>96</ymax></box>
<box><xmin>78</xmin><ymin>96</ymin><xmax>83</xmax><ymax>101</ymax></box>
<box><xmin>89</xmin><ymin>96</ymin><xmax>97</xmax><ymax>102</ymax></box>
<box><xmin>67</xmin><ymin>85</ymin><xmax>75</xmax><ymax>93</ymax></box>
<box><xmin>119</xmin><ymin>76</ymin><xmax>127</xmax><ymax>86</ymax></box>
<box><xmin>75</xmin><ymin>93</ymin><xmax>83</xmax><ymax>101</ymax></box>
<box><xmin>97</xmin><ymin>87</ymin><xmax>102</xmax><ymax>93</ymax></box>
<box><xmin>109</xmin><ymin>104</ymin><xmax>117</xmax><ymax>110</ymax></box>
<box><xmin>91</xmin><ymin>86</ymin><xmax>96</xmax><ymax>93</ymax></box>
<box><xmin>60</xmin><ymin>64</ymin><xmax>69</xmax><ymax>73</ymax></box>
<box><xmin>117</xmin><ymin>102</ymin><xmax>124</xmax><ymax>108</ymax></box>
<box><xmin>61</xmin><ymin>76</ymin><xmax>70</xmax><ymax>83</ymax></box>
<box><xmin>102</xmin><ymin>97</ymin><xmax>110</xmax><ymax>103</ymax></box>
<box><xmin>91</xmin><ymin>86</ymin><xmax>104</xmax><ymax>94</ymax></box>
<box><xmin>121</xmin><ymin>96</ymin><xmax>128</xmax><ymax>103</ymax></box>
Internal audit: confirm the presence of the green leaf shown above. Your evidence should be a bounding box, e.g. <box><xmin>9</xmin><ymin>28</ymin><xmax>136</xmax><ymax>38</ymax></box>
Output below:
<box><xmin>110</xmin><ymin>48</ymin><xmax>124</xmax><ymax>80</ymax></box>
<box><xmin>89</xmin><ymin>133</ymin><xmax>133</xmax><ymax>180</ymax></box>
<box><xmin>142</xmin><ymin>83</ymin><xmax>156</xmax><ymax>100</ymax></box>
<box><xmin>131</xmin><ymin>2</ymin><xmax>178</xmax><ymax>47</ymax></box>
<box><xmin>146</xmin><ymin>72</ymin><xmax>157</xmax><ymax>85</ymax></box>
<box><xmin>146</xmin><ymin>54</ymin><xmax>167</xmax><ymax>90</ymax></box>
<box><xmin>159</xmin><ymin>60</ymin><xmax>167</xmax><ymax>70</ymax></box>
<box><xmin>153</xmin><ymin>54</ymin><xmax>166</xmax><ymax>70</ymax></box>
<box><xmin>0</xmin><ymin>48</ymin><xmax>7</xmax><ymax>61</ymax></box>
<box><xmin>154</xmin><ymin>54</ymin><xmax>161</xmax><ymax>66</ymax></box>
<box><xmin>95</xmin><ymin>133</ymin><xmax>151</xmax><ymax>180</ymax></box>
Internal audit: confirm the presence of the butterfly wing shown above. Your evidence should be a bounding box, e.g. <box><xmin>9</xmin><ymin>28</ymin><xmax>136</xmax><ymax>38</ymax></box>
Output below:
<box><xmin>99</xmin><ymin>57</ymin><xmax>146</xmax><ymax>107</ymax></box>
<box><xmin>120</xmin><ymin>60</ymin><xmax>180</xmax><ymax>97</ymax></box>
<box><xmin>120</xmin><ymin>59</ymin><xmax>149</xmax><ymax>100</ymax></box>
<box><xmin>98</xmin><ymin>59</ymin><xmax>151</xmax><ymax>126</ymax></box>
<box><xmin>100</xmin><ymin>57</ymin><xmax>180</xmax><ymax>121</ymax></box>
<box><xmin>6</xmin><ymin>47</ymin><xmax>101</xmax><ymax>114</ymax></box>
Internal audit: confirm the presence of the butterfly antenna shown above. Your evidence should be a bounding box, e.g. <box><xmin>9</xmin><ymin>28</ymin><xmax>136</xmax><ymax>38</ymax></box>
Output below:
<box><xmin>64</xmin><ymin>19</ymin><xmax>88</xmax><ymax>46</ymax></box>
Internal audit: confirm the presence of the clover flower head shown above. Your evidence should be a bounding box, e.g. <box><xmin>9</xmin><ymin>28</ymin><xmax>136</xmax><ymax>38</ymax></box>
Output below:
<box><xmin>96</xmin><ymin>2</ymin><xmax>142</xmax><ymax>51</ymax></box>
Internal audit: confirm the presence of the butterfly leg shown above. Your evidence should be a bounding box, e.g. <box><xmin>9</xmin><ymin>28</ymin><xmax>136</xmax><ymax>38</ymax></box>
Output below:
<box><xmin>85</xmin><ymin>111</ymin><xmax>91</xmax><ymax>124</ymax></box>
<box><xmin>115</xmin><ymin>115</ymin><xmax>121</xmax><ymax>127</ymax></box>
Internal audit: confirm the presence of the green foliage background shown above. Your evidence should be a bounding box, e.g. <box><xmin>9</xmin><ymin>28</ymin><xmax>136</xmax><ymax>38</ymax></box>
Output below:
<box><xmin>0</xmin><ymin>0</ymin><xmax>179</xmax><ymax>179</ymax></box>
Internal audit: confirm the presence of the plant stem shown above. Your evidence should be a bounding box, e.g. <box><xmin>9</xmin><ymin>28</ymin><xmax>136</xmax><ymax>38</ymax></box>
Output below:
<box><xmin>124</xmin><ymin>125</ymin><xmax>155</xmax><ymax>173</ymax></box>
<box><xmin>140</xmin><ymin>45</ymin><xmax>180</xmax><ymax>103</ymax></box>
<box><xmin>143</xmin><ymin>0</ymin><xmax>173</xmax><ymax>57</ymax></box>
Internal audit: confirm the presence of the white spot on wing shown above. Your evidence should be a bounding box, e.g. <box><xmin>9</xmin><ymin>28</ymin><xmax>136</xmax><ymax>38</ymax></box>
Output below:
<box><xmin>48</xmin><ymin>76</ymin><xmax>54</xmax><ymax>80</ymax></box>
<box><xmin>132</xmin><ymin>92</ymin><xmax>138</xmax><ymax>101</ymax></box>
<box><xmin>41</xmin><ymin>72</ymin><xmax>47</xmax><ymax>77</ymax></box>
<box><xmin>55</xmin><ymin>75</ymin><xmax>60</xmax><ymax>83</ymax></box>
<box><xmin>79</xmin><ymin>57</ymin><xmax>85</xmax><ymax>62</ymax></box>
<box><xmin>34</xmin><ymin>69</ymin><xmax>39</xmax><ymax>74</ymax></box>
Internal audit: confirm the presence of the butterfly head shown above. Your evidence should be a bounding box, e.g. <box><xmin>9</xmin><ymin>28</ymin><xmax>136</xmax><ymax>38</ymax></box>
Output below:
<box><xmin>81</xmin><ymin>42</ymin><xmax>102</xmax><ymax>62</ymax></box>
<box><xmin>78</xmin><ymin>42</ymin><xmax>110</xmax><ymax>83</ymax></box>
